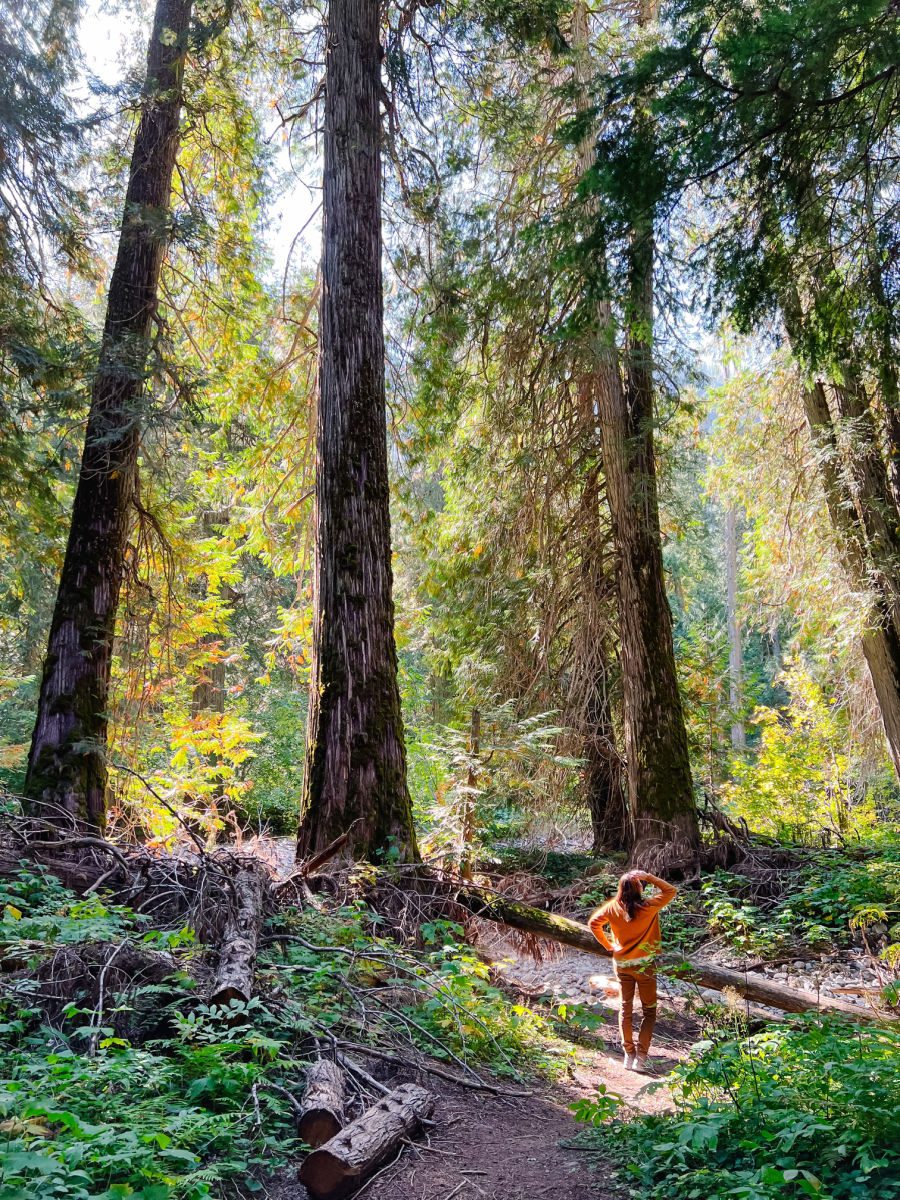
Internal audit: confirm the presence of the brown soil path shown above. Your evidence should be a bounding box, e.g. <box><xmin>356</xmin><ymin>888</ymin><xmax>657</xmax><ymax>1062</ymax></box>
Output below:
<box><xmin>272</xmin><ymin>999</ymin><xmax>700</xmax><ymax>1200</ymax></box>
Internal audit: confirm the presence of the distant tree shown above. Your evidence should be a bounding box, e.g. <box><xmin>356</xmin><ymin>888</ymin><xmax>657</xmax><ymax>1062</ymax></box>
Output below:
<box><xmin>605</xmin><ymin>0</ymin><xmax>900</xmax><ymax>779</ymax></box>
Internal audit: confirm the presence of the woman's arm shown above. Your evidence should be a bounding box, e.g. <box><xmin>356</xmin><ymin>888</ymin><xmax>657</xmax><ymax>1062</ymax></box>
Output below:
<box><xmin>638</xmin><ymin>872</ymin><xmax>678</xmax><ymax>909</ymax></box>
<box><xmin>588</xmin><ymin>909</ymin><xmax>614</xmax><ymax>951</ymax></box>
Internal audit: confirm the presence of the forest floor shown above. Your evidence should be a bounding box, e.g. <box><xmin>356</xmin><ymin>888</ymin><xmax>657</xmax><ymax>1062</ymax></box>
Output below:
<box><xmin>272</xmin><ymin>993</ymin><xmax>699</xmax><ymax>1200</ymax></box>
<box><xmin>267</xmin><ymin>921</ymin><xmax>703</xmax><ymax>1200</ymax></box>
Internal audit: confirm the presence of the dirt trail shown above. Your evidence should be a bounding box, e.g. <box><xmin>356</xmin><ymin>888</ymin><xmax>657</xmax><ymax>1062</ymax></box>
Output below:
<box><xmin>276</xmin><ymin>966</ymin><xmax>701</xmax><ymax>1200</ymax></box>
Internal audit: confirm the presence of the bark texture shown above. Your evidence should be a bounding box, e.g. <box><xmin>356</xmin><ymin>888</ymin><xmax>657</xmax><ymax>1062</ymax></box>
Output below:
<box><xmin>572</xmin><ymin>0</ymin><xmax>697</xmax><ymax>868</ymax></box>
<box><xmin>298</xmin><ymin>0</ymin><xmax>417</xmax><ymax>862</ymax></box>
<box><xmin>209</xmin><ymin>860</ymin><xmax>267</xmax><ymax>1007</ymax></box>
<box><xmin>24</xmin><ymin>0</ymin><xmax>194</xmax><ymax>829</ymax></box>
<box><xmin>454</xmin><ymin>884</ymin><xmax>894</xmax><ymax>1025</ymax></box>
<box><xmin>803</xmin><ymin>382</ymin><xmax>900</xmax><ymax>777</ymax></box>
<box><xmin>299</xmin><ymin>1083</ymin><xmax>435</xmax><ymax>1200</ymax></box>
<box><xmin>298</xmin><ymin>1059</ymin><xmax>347</xmax><ymax>1148</ymax></box>
<box><xmin>595</xmin><ymin>221</ymin><xmax>699</xmax><ymax>871</ymax></box>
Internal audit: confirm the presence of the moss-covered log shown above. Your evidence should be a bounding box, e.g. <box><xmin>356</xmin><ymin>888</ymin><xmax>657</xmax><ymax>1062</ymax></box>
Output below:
<box><xmin>455</xmin><ymin>884</ymin><xmax>895</xmax><ymax>1025</ymax></box>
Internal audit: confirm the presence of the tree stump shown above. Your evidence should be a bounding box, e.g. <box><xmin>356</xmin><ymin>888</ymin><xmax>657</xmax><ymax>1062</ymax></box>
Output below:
<box><xmin>298</xmin><ymin>1059</ymin><xmax>347</xmax><ymax>1148</ymax></box>
<box><xmin>299</xmin><ymin>1082</ymin><xmax>435</xmax><ymax>1200</ymax></box>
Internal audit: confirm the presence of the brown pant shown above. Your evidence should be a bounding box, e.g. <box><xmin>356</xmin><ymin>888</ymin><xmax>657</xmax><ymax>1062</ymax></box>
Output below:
<box><xmin>615</xmin><ymin>963</ymin><xmax>657</xmax><ymax>1056</ymax></box>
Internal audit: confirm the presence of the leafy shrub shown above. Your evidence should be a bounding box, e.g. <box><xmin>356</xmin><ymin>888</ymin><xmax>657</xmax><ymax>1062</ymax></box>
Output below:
<box><xmin>722</xmin><ymin>664</ymin><xmax>882</xmax><ymax>842</ymax></box>
<box><xmin>579</xmin><ymin>1016</ymin><xmax>900</xmax><ymax>1199</ymax></box>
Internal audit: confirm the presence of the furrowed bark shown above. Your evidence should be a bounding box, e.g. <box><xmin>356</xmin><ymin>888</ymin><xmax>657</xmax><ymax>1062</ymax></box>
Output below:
<box><xmin>571</xmin><ymin>3</ymin><xmax>628</xmax><ymax>856</ymax></box>
<box><xmin>24</xmin><ymin>0</ymin><xmax>195</xmax><ymax>830</ymax></box>
<box><xmin>298</xmin><ymin>1059</ymin><xmax>347</xmax><ymax>1148</ymax></box>
<box><xmin>572</xmin><ymin>0</ymin><xmax>698</xmax><ymax>869</ymax></box>
<box><xmin>454</xmin><ymin>883</ymin><xmax>895</xmax><ymax>1025</ymax></box>
<box><xmin>298</xmin><ymin>0</ymin><xmax>417</xmax><ymax>863</ymax></box>
<box><xmin>299</xmin><ymin>1083</ymin><xmax>435</xmax><ymax>1200</ymax></box>
<box><xmin>210</xmin><ymin>861</ymin><xmax>267</xmax><ymax>1007</ymax></box>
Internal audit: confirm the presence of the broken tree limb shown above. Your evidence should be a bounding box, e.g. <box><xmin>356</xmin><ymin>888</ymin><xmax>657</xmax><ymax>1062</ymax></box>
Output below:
<box><xmin>453</xmin><ymin>883</ymin><xmax>896</xmax><ymax>1026</ymax></box>
<box><xmin>274</xmin><ymin>828</ymin><xmax>355</xmax><ymax>899</ymax></box>
<box><xmin>209</xmin><ymin>860</ymin><xmax>267</xmax><ymax>1006</ymax></box>
<box><xmin>298</xmin><ymin>1059</ymin><xmax>347</xmax><ymax>1148</ymax></box>
<box><xmin>299</xmin><ymin>1082</ymin><xmax>435</xmax><ymax>1200</ymax></box>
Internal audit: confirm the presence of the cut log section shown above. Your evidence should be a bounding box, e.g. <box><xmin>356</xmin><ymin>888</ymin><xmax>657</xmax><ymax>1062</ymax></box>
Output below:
<box><xmin>454</xmin><ymin>883</ymin><xmax>896</xmax><ymax>1025</ymax></box>
<box><xmin>298</xmin><ymin>1059</ymin><xmax>347</xmax><ymax>1148</ymax></box>
<box><xmin>210</xmin><ymin>860</ymin><xmax>268</xmax><ymax>1006</ymax></box>
<box><xmin>299</xmin><ymin>1082</ymin><xmax>435</xmax><ymax>1200</ymax></box>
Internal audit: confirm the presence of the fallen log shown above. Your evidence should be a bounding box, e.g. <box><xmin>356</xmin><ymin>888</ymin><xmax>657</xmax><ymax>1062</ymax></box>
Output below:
<box><xmin>210</xmin><ymin>860</ymin><xmax>268</xmax><ymax>1006</ymax></box>
<box><xmin>454</xmin><ymin>883</ymin><xmax>896</xmax><ymax>1026</ymax></box>
<box><xmin>299</xmin><ymin>1082</ymin><xmax>435</xmax><ymax>1200</ymax></box>
<box><xmin>298</xmin><ymin>1059</ymin><xmax>347</xmax><ymax>1148</ymax></box>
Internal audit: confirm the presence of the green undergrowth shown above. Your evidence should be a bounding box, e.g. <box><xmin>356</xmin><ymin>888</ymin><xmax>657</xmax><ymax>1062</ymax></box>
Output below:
<box><xmin>547</xmin><ymin>832</ymin><xmax>900</xmax><ymax>970</ymax></box>
<box><xmin>574</xmin><ymin>1016</ymin><xmax>900</xmax><ymax>1200</ymax></box>
<box><xmin>0</xmin><ymin>863</ymin><xmax>572</xmax><ymax>1199</ymax></box>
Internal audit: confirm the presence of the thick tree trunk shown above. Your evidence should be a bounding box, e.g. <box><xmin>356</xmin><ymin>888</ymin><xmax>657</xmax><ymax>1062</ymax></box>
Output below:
<box><xmin>571</xmin><ymin>2</ymin><xmax>657</xmax><ymax>864</ymax></box>
<box><xmin>455</xmin><ymin>884</ymin><xmax>893</xmax><ymax>1025</ymax></box>
<box><xmin>298</xmin><ymin>0</ymin><xmax>417</xmax><ymax>863</ymax></box>
<box><xmin>596</xmin><ymin>213</ymin><xmax>699</xmax><ymax>873</ymax></box>
<box><xmin>298</xmin><ymin>1060</ymin><xmax>347</xmax><ymax>1148</ymax></box>
<box><xmin>575</xmin><ymin>463</ymin><xmax>627</xmax><ymax>854</ymax></box>
<box><xmin>299</xmin><ymin>1083</ymin><xmax>435</xmax><ymax>1200</ymax></box>
<box><xmin>24</xmin><ymin>0</ymin><xmax>194</xmax><ymax>830</ymax></box>
<box><xmin>803</xmin><ymin>382</ymin><xmax>900</xmax><ymax>778</ymax></box>
<box><xmin>209</xmin><ymin>860</ymin><xmax>267</xmax><ymax>1007</ymax></box>
<box><xmin>725</xmin><ymin>507</ymin><xmax>746</xmax><ymax>749</ymax></box>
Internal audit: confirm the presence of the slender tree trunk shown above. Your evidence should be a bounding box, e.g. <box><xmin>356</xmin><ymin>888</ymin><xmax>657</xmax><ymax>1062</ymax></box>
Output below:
<box><xmin>803</xmin><ymin>381</ymin><xmax>900</xmax><ymax>778</ymax></box>
<box><xmin>24</xmin><ymin>0</ymin><xmax>194</xmax><ymax>830</ymax></box>
<box><xmin>574</xmin><ymin>401</ymin><xmax>627</xmax><ymax>853</ymax></box>
<box><xmin>298</xmin><ymin>0</ymin><xmax>417</xmax><ymax>862</ymax></box>
<box><xmin>724</xmin><ymin>506</ymin><xmax>746</xmax><ymax>749</ymax></box>
<box><xmin>459</xmin><ymin>708</ymin><xmax>480</xmax><ymax>880</ymax></box>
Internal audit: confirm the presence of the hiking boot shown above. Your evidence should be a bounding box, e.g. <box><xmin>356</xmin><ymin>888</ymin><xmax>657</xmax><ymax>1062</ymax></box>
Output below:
<box><xmin>623</xmin><ymin>1052</ymin><xmax>636</xmax><ymax>1070</ymax></box>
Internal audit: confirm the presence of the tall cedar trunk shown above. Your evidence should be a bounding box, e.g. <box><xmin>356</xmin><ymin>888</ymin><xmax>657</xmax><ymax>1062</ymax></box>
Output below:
<box><xmin>803</xmin><ymin>382</ymin><xmax>900</xmax><ymax>778</ymax></box>
<box><xmin>600</xmin><ymin>217</ymin><xmax>699</xmax><ymax>870</ymax></box>
<box><xmin>24</xmin><ymin>0</ymin><xmax>194</xmax><ymax>830</ymax></box>
<box><xmin>586</xmin><ymin>0</ymin><xmax>698</xmax><ymax>870</ymax></box>
<box><xmin>725</xmin><ymin>506</ymin><xmax>746</xmax><ymax>749</ymax></box>
<box><xmin>298</xmin><ymin>0</ymin><xmax>417</xmax><ymax>861</ymax></box>
<box><xmin>574</xmin><ymin>426</ymin><xmax>627</xmax><ymax>853</ymax></box>
<box><xmin>570</xmin><ymin>2</ymin><xmax>628</xmax><ymax>854</ymax></box>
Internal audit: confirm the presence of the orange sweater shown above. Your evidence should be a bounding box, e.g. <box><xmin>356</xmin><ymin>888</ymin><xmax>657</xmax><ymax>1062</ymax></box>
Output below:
<box><xmin>588</xmin><ymin>877</ymin><xmax>678</xmax><ymax>965</ymax></box>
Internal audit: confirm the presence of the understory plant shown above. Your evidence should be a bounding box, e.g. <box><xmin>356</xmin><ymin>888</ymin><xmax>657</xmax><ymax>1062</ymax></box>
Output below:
<box><xmin>577</xmin><ymin>1016</ymin><xmax>900</xmax><ymax>1200</ymax></box>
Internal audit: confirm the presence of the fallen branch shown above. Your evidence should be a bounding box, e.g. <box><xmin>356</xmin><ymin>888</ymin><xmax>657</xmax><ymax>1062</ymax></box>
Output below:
<box><xmin>336</xmin><ymin>1039</ymin><xmax>532</xmax><ymax>1097</ymax></box>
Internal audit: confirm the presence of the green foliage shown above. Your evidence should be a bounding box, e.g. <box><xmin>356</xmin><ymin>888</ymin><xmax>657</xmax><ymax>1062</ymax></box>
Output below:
<box><xmin>778</xmin><ymin>835</ymin><xmax>900</xmax><ymax>949</ymax></box>
<box><xmin>586</xmin><ymin>1017</ymin><xmax>900</xmax><ymax>1200</ymax></box>
<box><xmin>0</xmin><ymin>1023</ymin><xmax>298</xmax><ymax>1199</ymax></box>
<box><xmin>700</xmin><ymin>873</ymin><xmax>787</xmax><ymax>959</ymax></box>
<box><xmin>722</xmin><ymin>663</ymin><xmax>883</xmax><ymax>842</ymax></box>
<box><xmin>569</xmin><ymin>1082</ymin><xmax>624</xmax><ymax>1126</ymax></box>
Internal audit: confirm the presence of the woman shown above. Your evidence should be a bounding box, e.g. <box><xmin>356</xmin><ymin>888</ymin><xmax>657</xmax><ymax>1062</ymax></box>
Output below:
<box><xmin>589</xmin><ymin>870</ymin><xmax>677</xmax><ymax>1073</ymax></box>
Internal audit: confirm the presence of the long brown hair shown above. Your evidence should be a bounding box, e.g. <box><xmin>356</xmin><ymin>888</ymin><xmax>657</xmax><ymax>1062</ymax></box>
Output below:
<box><xmin>606</xmin><ymin>873</ymin><xmax>644</xmax><ymax>922</ymax></box>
